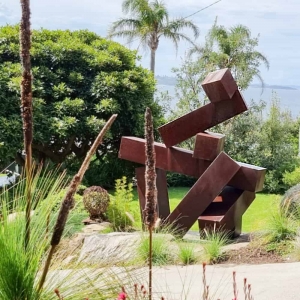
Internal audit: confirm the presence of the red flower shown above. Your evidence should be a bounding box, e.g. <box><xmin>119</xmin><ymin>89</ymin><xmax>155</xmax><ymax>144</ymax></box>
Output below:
<box><xmin>117</xmin><ymin>292</ymin><xmax>127</xmax><ymax>300</ymax></box>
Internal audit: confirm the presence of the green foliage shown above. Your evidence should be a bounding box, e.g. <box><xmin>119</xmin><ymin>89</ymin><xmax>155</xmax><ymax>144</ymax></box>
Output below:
<box><xmin>83</xmin><ymin>186</ymin><xmax>110</xmax><ymax>219</ymax></box>
<box><xmin>201</xmin><ymin>227</ymin><xmax>230</xmax><ymax>264</ymax></box>
<box><xmin>166</xmin><ymin>172</ymin><xmax>196</xmax><ymax>187</ymax></box>
<box><xmin>283</xmin><ymin>167</ymin><xmax>300</xmax><ymax>188</ymax></box>
<box><xmin>138</xmin><ymin>234</ymin><xmax>172</xmax><ymax>265</ymax></box>
<box><xmin>0</xmin><ymin>169</ymin><xmax>66</xmax><ymax>300</ymax></box>
<box><xmin>0</xmin><ymin>25</ymin><xmax>163</xmax><ymax>185</ymax></box>
<box><xmin>268</xmin><ymin>206</ymin><xmax>298</xmax><ymax>243</ymax></box>
<box><xmin>280</xmin><ymin>184</ymin><xmax>300</xmax><ymax>219</ymax></box>
<box><xmin>177</xmin><ymin>242</ymin><xmax>197</xmax><ymax>265</ymax></box>
<box><xmin>107</xmin><ymin>177</ymin><xmax>136</xmax><ymax>231</ymax></box>
<box><xmin>188</xmin><ymin>18</ymin><xmax>269</xmax><ymax>90</ymax></box>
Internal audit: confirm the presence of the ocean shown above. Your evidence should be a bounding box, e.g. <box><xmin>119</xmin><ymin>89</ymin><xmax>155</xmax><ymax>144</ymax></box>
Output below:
<box><xmin>157</xmin><ymin>85</ymin><xmax>300</xmax><ymax>119</ymax></box>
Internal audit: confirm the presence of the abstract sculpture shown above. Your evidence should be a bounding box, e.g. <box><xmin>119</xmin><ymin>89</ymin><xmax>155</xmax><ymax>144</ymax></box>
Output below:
<box><xmin>118</xmin><ymin>68</ymin><xmax>266</xmax><ymax>237</ymax></box>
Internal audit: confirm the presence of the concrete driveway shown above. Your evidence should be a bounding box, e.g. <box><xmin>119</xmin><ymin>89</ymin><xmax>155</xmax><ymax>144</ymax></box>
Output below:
<box><xmin>151</xmin><ymin>262</ymin><xmax>300</xmax><ymax>299</ymax></box>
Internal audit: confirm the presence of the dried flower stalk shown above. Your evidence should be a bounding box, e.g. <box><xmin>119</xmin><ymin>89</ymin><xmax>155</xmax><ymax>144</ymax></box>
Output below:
<box><xmin>144</xmin><ymin>107</ymin><xmax>157</xmax><ymax>300</ymax></box>
<box><xmin>38</xmin><ymin>114</ymin><xmax>117</xmax><ymax>291</ymax></box>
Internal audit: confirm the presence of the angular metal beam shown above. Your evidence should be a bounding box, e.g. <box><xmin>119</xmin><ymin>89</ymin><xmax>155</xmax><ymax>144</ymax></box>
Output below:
<box><xmin>158</xmin><ymin>90</ymin><xmax>247</xmax><ymax>147</ymax></box>
<box><xmin>198</xmin><ymin>186</ymin><xmax>256</xmax><ymax>236</ymax></box>
<box><xmin>193</xmin><ymin>132</ymin><xmax>225</xmax><ymax>161</ymax></box>
<box><xmin>119</xmin><ymin>137</ymin><xmax>211</xmax><ymax>178</ymax></box>
<box><xmin>201</xmin><ymin>68</ymin><xmax>238</xmax><ymax>102</ymax></box>
<box><xmin>119</xmin><ymin>137</ymin><xmax>266</xmax><ymax>192</ymax></box>
<box><xmin>166</xmin><ymin>152</ymin><xmax>241</xmax><ymax>236</ymax></box>
<box><xmin>135</xmin><ymin>167</ymin><xmax>170</xmax><ymax>224</ymax></box>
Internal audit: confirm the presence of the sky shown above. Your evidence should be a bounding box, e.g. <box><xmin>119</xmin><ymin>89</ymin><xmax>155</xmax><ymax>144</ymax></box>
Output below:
<box><xmin>1</xmin><ymin>0</ymin><xmax>300</xmax><ymax>86</ymax></box>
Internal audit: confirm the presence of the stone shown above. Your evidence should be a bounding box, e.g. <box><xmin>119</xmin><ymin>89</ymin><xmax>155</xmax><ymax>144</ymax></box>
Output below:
<box><xmin>78</xmin><ymin>232</ymin><xmax>141</xmax><ymax>264</ymax></box>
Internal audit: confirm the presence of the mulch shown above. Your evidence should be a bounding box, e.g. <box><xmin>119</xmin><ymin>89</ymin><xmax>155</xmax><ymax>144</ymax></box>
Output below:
<box><xmin>223</xmin><ymin>246</ymin><xmax>286</xmax><ymax>264</ymax></box>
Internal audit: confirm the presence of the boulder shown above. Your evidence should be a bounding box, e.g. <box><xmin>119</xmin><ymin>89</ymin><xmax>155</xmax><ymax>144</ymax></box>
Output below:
<box><xmin>78</xmin><ymin>232</ymin><xmax>141</xmax><ymax>264</ymax></box>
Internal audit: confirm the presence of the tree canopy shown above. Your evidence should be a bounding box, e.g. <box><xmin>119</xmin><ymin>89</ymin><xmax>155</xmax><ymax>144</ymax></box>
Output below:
<box><xmin>188</xmin><ymin>19</ymin><xmax>269</xmax><ymax>90</ymax></box>
<box><xmin>0</xmin><ymin>25</ymin><xmax>163</xmax><ymax>178</ymax></box>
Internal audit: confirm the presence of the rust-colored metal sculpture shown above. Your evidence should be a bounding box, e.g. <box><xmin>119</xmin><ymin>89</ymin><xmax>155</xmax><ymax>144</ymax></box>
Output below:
<box><xmin>118</xmin><ymin>68</ymin><xmax>266</xmax><ymax>237</ymax></box>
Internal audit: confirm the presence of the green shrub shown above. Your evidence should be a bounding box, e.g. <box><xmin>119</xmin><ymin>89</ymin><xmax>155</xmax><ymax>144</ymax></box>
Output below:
<box><xmin>177</xmin><ymin>242</ymin><xmax>197</xmax><ymax>265</ymax></box>
<box><xmin>283</xmin><ymin>168</ymin><xmax>300</xmax><ymax>188</ymax></box>
<box><xmin>138</xmin><ymin>234</ymin><xmax>172</xmax><ymax>265</ymax></box>
<box><xmin>107</xmin><ymin>177</ymin><xmax>135</xmax><ymax>231</ymax></box>
<box><xmin>76</xmin><ymin>184</ymin><xmax>87</xmax><ymax>196</ymax></box>
<box><xmin>83</xmin><ymin>186</ymin><xmax>110</xmax><ymax>220</ymax></box>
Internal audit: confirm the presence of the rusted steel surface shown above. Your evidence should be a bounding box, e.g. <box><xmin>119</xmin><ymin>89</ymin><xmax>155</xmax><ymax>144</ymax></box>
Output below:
<box><xmin>158</xmin><ymin>90</ymin><xmax>247</xmax><ymax>147</ymax></box>
<box><xmin>118</xmin><ymin>68</ymin><xmax>266</xmax><ymax>237</ymax></box>
<box><xmin>202</xmin><ymin>68</ymin><xmax>238</xmax><ymax>102</ymax></box>
<box><xmin>228</xmin><ymin>162</ymin><xmax>266</xmax><ymax>192</ymax></box>
<box><xmin>198</xmin><ymin>186</ymin><xmax>255</xmax><ymax>235</ymax></box>
<box><xmin>193</xmin><ymin>132</ymin><xmax>225</xmax><ymax>161</ymax></box>
<box><xmin>119</xmin><ymin>137</ymin><xmax>211</xmax><ymax>178</ymax></box>
<box><xmin>166</xmin><ymin>152</ymin><xmax>240</xmax><ymax>235</ymax></box>
<box><xmin>136</xmin><ymin>167</ymin><xmax>170</xmax><ymax>223</ymax></box>
<box><xmin>119</xmin><ymin>137</ymin><xmax>265</xmax><ymax>192</ymax></box>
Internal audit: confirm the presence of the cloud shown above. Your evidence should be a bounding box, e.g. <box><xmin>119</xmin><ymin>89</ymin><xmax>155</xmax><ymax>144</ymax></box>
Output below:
<box><xmin>1</xmin><ymin>0</ymin><xmax>299</xmax><ymax>84</ymax></box>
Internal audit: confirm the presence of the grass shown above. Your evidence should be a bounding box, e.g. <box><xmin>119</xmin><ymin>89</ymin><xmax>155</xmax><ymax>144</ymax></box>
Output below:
<box><xmin>0</xmin><ymin>173</ymin><xmax>6</xmax><ymax>177</ymax></box>
<box><xmin>129</xmin><ymin>187</ymin><xmax>278</xmax><ymax>233</ymax></box>
<box><xmin>67</xmin><ymin>187</ymin><xmax>277</xmax><ymax>237</ymax></box>
<box><xmin>137</xmin><ymin>234</ymin><xmax>173</xmax><ymax>265</ymax></box>
<box><xmin>201</xmin><ymin>227</ymin><xmax>231</xmax><ymax>264</ymax></box>
<box><xmin>177</xmin><ymin>242</ymin><xmax>198</xmax><ymax>265</ymax></box>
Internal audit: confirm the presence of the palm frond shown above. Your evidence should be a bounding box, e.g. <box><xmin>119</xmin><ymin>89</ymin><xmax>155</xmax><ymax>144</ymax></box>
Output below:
<box><xmin>166</xmin><ymin>18</ymin><xmax>200</xmax><ymax>39</ymax></box>
<box><xmin>108</xmin><ymin>18</ymin><xmax>142</xmax><ymax>36</ymax></box>
<box><xmin>122</xmin><ymin>0</ymin><xmax>149</xmax><ymax>15</ymax></box>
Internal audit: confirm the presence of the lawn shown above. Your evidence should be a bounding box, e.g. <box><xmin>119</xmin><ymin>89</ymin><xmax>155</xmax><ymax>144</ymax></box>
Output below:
<box><xmin>130</xmin><ymin>187</ymin><xmax>279</xmax><ymax>233</ymax></box>
<box><xmin>0</xmin><ymin>174</ymin><xmax>6</xmax><ymax>177</ymax></box>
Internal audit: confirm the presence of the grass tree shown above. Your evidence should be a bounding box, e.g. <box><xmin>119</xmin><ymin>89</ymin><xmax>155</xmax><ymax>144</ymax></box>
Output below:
<box><xmin>20</xmin><ymin>0</ymin><xmax>33</xmax><ymax>249</ymax></box>
<box><xmin>108</xmin><ymin>0</ymin><xmax>199</xmax><ymax>74</ymax></box>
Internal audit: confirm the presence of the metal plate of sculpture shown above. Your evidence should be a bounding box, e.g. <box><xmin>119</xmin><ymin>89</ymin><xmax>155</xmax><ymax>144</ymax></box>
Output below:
<box><xmin>118</xmin><ymin>68</ymin><xmax>266</xmax><ymax>237</ymax></box>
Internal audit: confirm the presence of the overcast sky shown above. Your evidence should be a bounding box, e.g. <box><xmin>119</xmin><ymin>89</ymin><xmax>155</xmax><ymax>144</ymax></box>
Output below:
<box><xmin>1</xmin><ymin>0</ymin><xmax>299</xmax><ymax>85</ymax></box>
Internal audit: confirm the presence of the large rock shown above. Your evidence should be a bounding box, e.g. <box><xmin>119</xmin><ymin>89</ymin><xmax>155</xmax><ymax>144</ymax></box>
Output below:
<box><xmin>78</xmin><ymin>232</ymin><xmax>141</xmax><ymax>264</ymax></box>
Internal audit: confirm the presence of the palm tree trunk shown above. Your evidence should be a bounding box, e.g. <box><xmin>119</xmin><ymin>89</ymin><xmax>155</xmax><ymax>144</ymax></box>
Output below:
<box><xmin>150</xmin><ymin>48</ymin><xmax>156</xmax><ymax>74</ymax></box>
<box><xmin>20</xmin><ymin>0</ymin><xmax>33</xmax><ymax>249</ymax></box>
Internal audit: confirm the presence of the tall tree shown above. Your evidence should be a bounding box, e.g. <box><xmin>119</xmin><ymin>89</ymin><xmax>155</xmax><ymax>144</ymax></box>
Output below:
<box><xmin>108</xmin><ymin>0</ymin><xmax>199</xmax><ymax>74</ymax></box>
<box><xmin>0</xmin><ymin>26</ymin><xmax>163</xmax><ymax>187</ymax></box>
<box><xmin>20</xmin><ymin>0</ymin><xmax>33</xmax><ymax>249</ymax></box>
<box><xmin>189</xmin><ymin>19</ymin><xmax>269</xmax><ymax>90</ymax></box>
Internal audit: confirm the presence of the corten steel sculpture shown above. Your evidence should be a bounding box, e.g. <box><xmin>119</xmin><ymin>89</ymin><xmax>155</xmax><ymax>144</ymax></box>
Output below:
<box><xmin>118</xmin><ymin>68</ymin><xmax>266</xmax><ymax>237</ymax></box>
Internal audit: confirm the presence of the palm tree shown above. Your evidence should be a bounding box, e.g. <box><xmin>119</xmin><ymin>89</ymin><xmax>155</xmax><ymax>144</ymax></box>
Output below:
<box><xmin>189</xmin><ymin>20</ymin><xmax>269</xmax><ymax>90</ymax></box>
<box><xmin>108</xmin><ymin>0</ymin><xmax>199</xmax><ymax>74</ymax></box>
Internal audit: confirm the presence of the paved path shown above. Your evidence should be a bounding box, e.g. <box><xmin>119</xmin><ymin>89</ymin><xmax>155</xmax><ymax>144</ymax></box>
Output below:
<box><xmin>151</xmin><ymin>262</ymin><xmax>300</xmax><ymax>299</ymax></box>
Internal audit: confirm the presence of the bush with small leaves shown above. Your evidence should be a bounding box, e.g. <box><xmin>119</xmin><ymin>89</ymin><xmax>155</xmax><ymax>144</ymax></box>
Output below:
<box><xmin>83</xmin><ymin>186</ymin><xmax>110</xmax><ymax>220</ymax></box>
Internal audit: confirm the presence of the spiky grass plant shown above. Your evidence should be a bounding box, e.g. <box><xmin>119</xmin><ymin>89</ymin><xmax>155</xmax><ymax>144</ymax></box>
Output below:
<box><xmin>0</xmin><ymin>167</ymin><xmax>66</xmax><ymax>300</ymax></box>
<box><xmin>201</xmin><ymin>226</ymin><xmax>230</xmax><ymax>264</ymax></box>
<box><xmin>177</xmin><ymin>242</ymin><xmax>197</xmax><ymax>265</ymax></box>
<box><xmin>138</xmin><ymin>234</ymin><xmax>172</xmax><ymax>266</ymax></box>
<box><xmin>268</xmin><ymin>204</ymin><xmax>298</xmax><ymax>243</ymax></box>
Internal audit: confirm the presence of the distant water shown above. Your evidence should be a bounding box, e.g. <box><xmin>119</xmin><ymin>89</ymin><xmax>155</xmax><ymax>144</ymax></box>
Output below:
<box><xmin>157</xmin><ymin>85</ymin><xmax>300</xmax><ymax>119</ymax></box>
